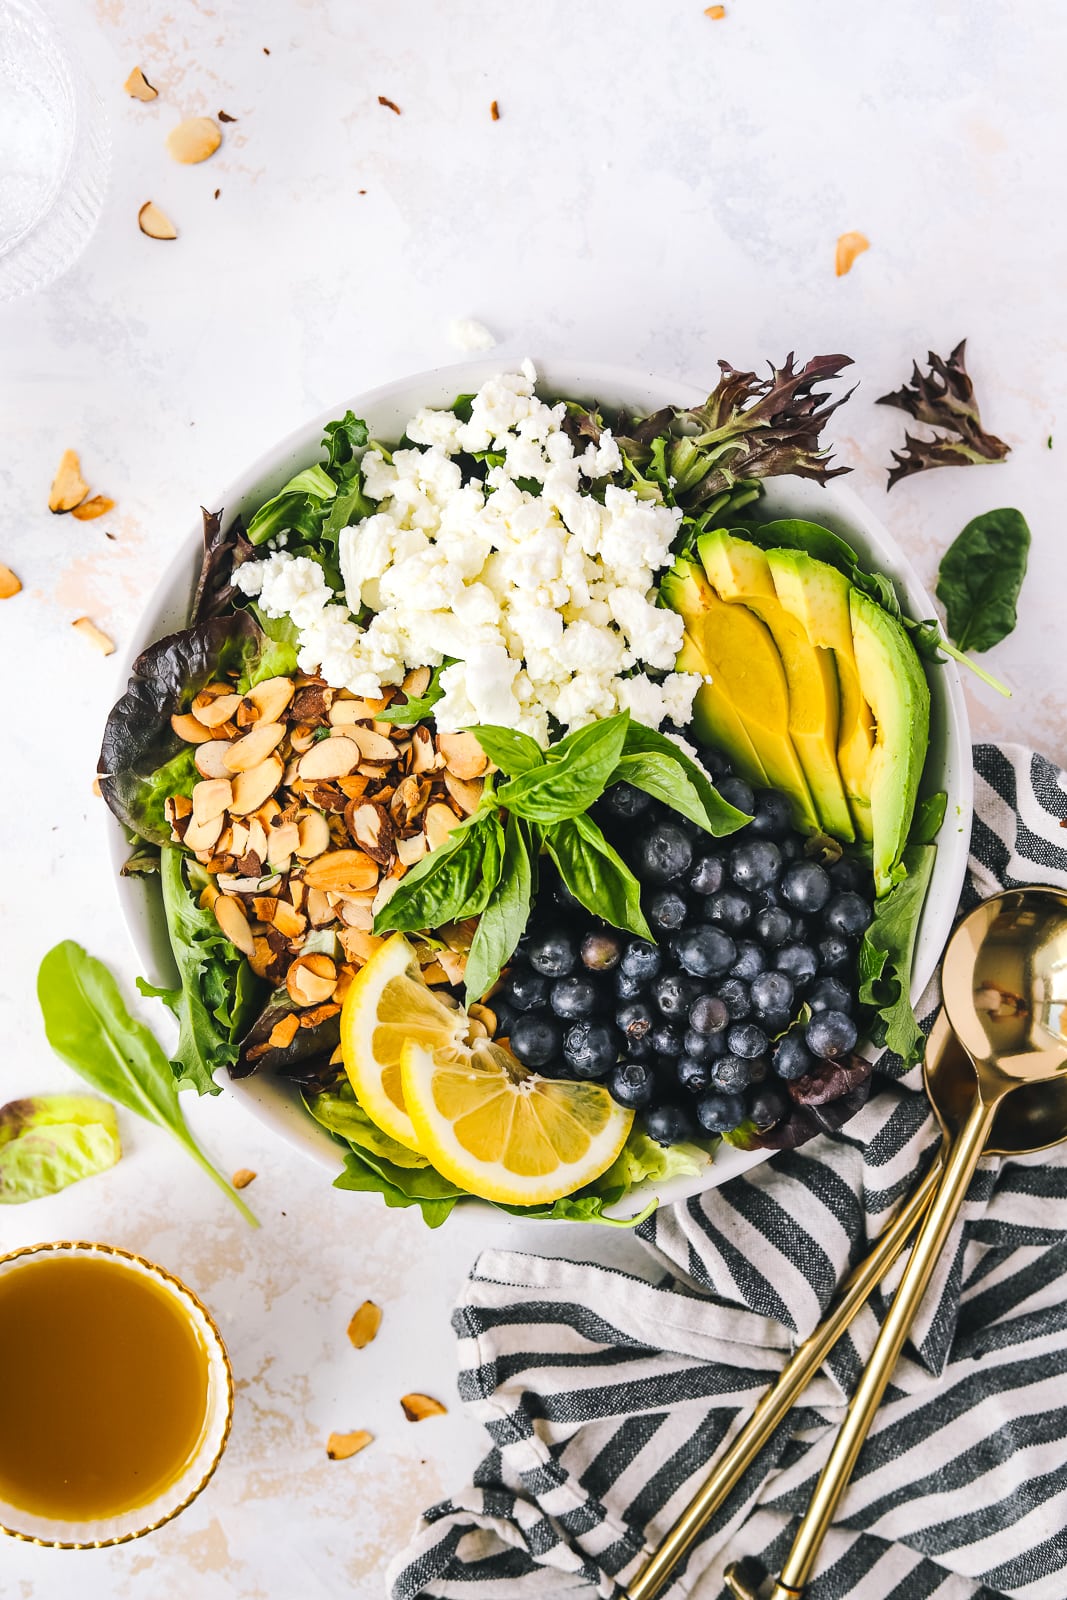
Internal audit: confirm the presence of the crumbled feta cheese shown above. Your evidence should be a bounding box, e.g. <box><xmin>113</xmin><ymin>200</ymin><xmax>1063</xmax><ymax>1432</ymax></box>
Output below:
<box><xmin>448</xmin><ymin>317</ymin><xmax>498</xmax><ymax>352</ymax></box>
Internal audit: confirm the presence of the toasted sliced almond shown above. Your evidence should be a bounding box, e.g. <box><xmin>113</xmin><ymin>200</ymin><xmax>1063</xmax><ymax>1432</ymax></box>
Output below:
<box><xmin>437</xmin><ymin>732</ymin><xmax>489</xmax><ymax>780</ymax></box>
<box><xmin>225</xmin><ymin>721</ymin><xmax>285</xmax><ymax>772</ymax></box>
<box><xmin>305</xmin><ymin>887</ymin><xmax>334</xmax><ymax>926</ymax></box>
<box><xmin>345</xmin><ymin>801</ymin><xmax>394</xmax><ymax>865</ymax></box>
<box><xmin>138</xmin><ymin>200</ymin><xmax>177</xmax><ymax>239</ymax></box>
<box><xmin>165</xmin><ymin>793</ymin><xmax>193</xmax><ymax>823</ymax></box>
<box><xmin>247</xmin><ymin>675</ymin><xmax>295</xmax><ymax>723</ymax></box>
<box><xmin>192</xmin><ymin>776</ymin><xmax>233</xmax><ymax>824</ymax></box>
<box><xmin>425</xmin><ymin>801</ymin><xmax>463</xmax><ymax>852</ymax></box>
<box><xmin>218</xmin><ymin>872</ymin><xmax>279</xmax><ymax>895</ymax></box>
<box><xmin>183</xmin><ymin>812</ymin><xmax>224</xmax><ymax>853</ymax></box>
<box><xmin>336</xmin><ymin>774</ymin><xmax>369</xmax><ymax>801</ymax></box>
<box><xmin>402</xmin><ymin>665</ymin><xmax>431</xmax><ymax>698</ymax></box>
<box><xmin>124</xmin><ymin>65</ymin><xmax>158</xmax><ymax>100</ymax></box>
<box><xmin>170</xmin><ymin>712</ymin><xmax>211</xmax><ymax>745</ymax></box>
<box><xmin>303</xmin><ymin>850</ymin><xmax>379</xmax><ymax>892</ymax></box>
<box><xmin>835</xmin><ymin>230</ymin><xmax>870</xmax><ymax>277</ymax></box>
<box><xmin>194</xmin><ymin>739</ymin><xmax>235</xmax><ymax>778</ymax></box>
<box><xmin>192</xmin><ymin>690</ymin><xmax>242</xmax><ymax>728</ymax></box>
<box><xmin>435</xmin><ymin>947</ymin><xmax>467</xmax><ymax>986</ymax></box>
<box><xmin>166</xmin><ymin>115</ymin><xmax>222</xmax><ymax>164</ymax></box>
<box><xmin>400</xmin><ymin>1393</ymin><xmax>447</xmax><ymax>1422</ymax></box>
<box><xmin>443</xmin><ymin>773</ymin><xmax>483</xmax><ymax>815</ymax></box>
<box><xmin>337</xmin><ymin>896</ymin><xmax>374</xmax><ymax>931</ymax></box>
<box><xmin>268</xmin><ymin>1014</ymin><xmax>300</xmax><ymax>1050</ymax></box>
<box><xmin>338</xmin><ymin>927</ymin><xmax>384</xmax><ymax>965</ymax></box>
<box><xmin>271</xmin><ymin>898</ymin><xmax>307</xmax><ymax>939</ymax></box>
<box><xmin>349</xmin><ymin>725</ymin><xmax>397</xmax><ymax>763</ymax></box>
<box><xmin>214</xmin><ymin>893</ymin><xmax>255</xmax><ymax>956</ymax></box>
<box><xmin>395</xmin><ymin>832</ymin><xmax>428</xmax><ymax>867</ymax></box>
<box><xmin>468</xmin><ymin>1003</ymin><xmax>497</xmax><ymax>1036</ymax></box>
<box><xmin>72</xmin><ymin>616</ymin><xmax>114</xmax><ymax>654</ymax></box>
<box><xmin>0</xmin><ymin>563</ymin><xmax>21</xmax><ymax>599</ymax></box>
<box><xmin>372</xmin><ymin>875</ymin><xmax>400</xmax><ymax>917</ymax></box>
<box><xmin>232</xmin><ymin>1167</ymin><xmax>256</xmax><ymax>1188</ymax></box>
<box><xmin>409</xmin><ymin>725</ymin><xmax>438</xmax><ymax>773</ymax></box>
<box><xmin>347</xmin><ymin>1301</ymin><xmax>382</xmax><ymax>1349</ymax></box>
<box><xmin>327</xmin><ymin>1429</ymin><xmax>372</xmax><ymax>1461</ymax></box>
<box><xmin>49</xmin><ymin>450</ymin><xmax>90</xmax><ymax>512</ymax></box>
<box><xmin>296</xmin><ymin>810</ymin><xmax>331</xmax><ymax>859</ymax></box>
<box><xmin>328</xmin><ymin>699</ymin><xmax>377</xmax><ymax>726</ymax></box>
<box><xmin>298</xmin><ymin>737</ymin><xmax>360</xmax><ymax>780</ymax></box>
<box><xmin>71</xmin><ymin>494</ymin><xmax>115</xmax><ymax>521</ymax></box>
<box><xmin>230</xmin><ymin>755</ymin><xmax>284</xmax><ymax>815</ymax></box>
<box><xmin>287</xmin><ymin>952</ymin><xmax>337</xmax><ymax>1007</ymax></box>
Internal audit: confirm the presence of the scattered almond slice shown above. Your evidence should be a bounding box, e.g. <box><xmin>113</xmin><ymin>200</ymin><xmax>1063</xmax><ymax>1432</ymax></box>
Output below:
<box><xmin>705</xmin><ymin>4</ymin><xmax>726</xmax><ymax>16</ymax></box>
<box><xmin>347</xmin><ymin>1300</ymin><xmax>382</xmax><ymax>1349</ymax></box>
<box><xmin>835</xmin><ymin>231</ymin><xmax>870</xmax><ymax>277</ymax></box>
<box><xmin>49</xmin><ymin>449</ymin><xmax>90</xmax><ymax>513</ymax></box>
<box><xmin>0</xmin><ymin>563</ymin><xmax>21</xmax><ymax>599</ymax></box>
<box><xmin>268</xmin><ymin>1014</ymin><xmax>300</xmax><ymax>1049</ymax></box>
<box><xmin>232</xmin><ymin>1168</ymin><xmax>257</xmax><ymax>1189</ymax></box>
<box><xmin>71</xmin><ymin>495</ymin><xmax>115</xmax><ymax>522</ymax></box>
<box><xmin>72</xmin><ymin>616</ymin><xmax>114</xmax><ymax>655</ymax></box>
<box><xmin>327</xmin><ymin>1429</ymin><xmax>373</xmax><ymax>1461</ymax></box>
<box><xmin>400</xmin><ymin>1393</ymin><xmax>447</xmax><ymax>1422</ymax></box>
<box><xmin>125</xmin><ymin>65</ymin><xmax>158</xmax><ymax>101</ymax></box>
<box><xmin>378</xmin><ymin>94</ymin><xmax>401</xmax><ymax>115</ymax></box>
<box><xmin>166</xmin><ymin>116</ymin><xmax>222</xmax><ymax>164</ymax></box>
<box><xmin>490</xmin><ymin>99</ymin><xmax>500</xmax><ymax>121</ymax></box>
<box><xmin>139</xmin><ymin>201</ymin><xmax>177</xmax><ymax>239</ymax></box>
<box><xmin>214</xmin><ymin>894</ymin><xmax>255</xmax><ymax>956</ymax></box>
<box><xmin>287</xmin><ymin>952</ymin><xmax>337</xmax><ymax>1007</ymax></box>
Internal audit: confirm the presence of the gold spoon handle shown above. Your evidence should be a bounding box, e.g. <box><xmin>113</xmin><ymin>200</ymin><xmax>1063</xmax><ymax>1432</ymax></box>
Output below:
<box><xmin>741</xmin><ymin>1092</ymin><xmax>1000</xmax><ymax>1600</ymax></box>
<box><xmin>624</xmin><ymin>1157</ymin><xmax>942</xmax><ymax>1600</ymax></box>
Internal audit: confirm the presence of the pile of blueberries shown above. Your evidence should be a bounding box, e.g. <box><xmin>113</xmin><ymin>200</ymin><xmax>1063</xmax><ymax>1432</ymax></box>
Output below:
<box><xmin>494</xmin><ymin>758</ymin><xmax>875</xmax><ymax>1145</ymax></box>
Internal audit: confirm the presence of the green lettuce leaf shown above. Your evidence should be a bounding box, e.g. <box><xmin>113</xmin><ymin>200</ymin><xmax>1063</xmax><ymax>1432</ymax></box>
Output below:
<box><xmin>333</xmin><ymin>1147</ymin><xmax>463</xmax><ymax>1228</ymax></box>
<box><xmin>858</xmin><ymin>842</ymin><xmax>937</xmax><ymax>1063</ymax></box>
<box><xmin>0</xmin><ymin>1095</ymin><xmax>121</xmax><ymax>1204</ymax></box>
<box><xmin>303</xmin><ymin>1080</ymin><xmax>428</xmax><ymax>1169</ymax></box>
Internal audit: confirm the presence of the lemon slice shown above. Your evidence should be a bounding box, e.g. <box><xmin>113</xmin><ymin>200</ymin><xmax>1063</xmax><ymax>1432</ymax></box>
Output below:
<box><xmin>400</xmin><ymin>1038</ymin><xmax>634</xmax><ymax>1205</ymax></box>
<box><xmin>340</xmin><ymin>935</ymin><xmax>468</xmax><ymax>1153</ymax></box>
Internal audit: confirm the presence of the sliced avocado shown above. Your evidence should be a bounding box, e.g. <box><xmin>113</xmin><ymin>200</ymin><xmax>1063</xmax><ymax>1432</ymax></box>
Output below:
<box><xmin>849</xmin><ymin>589</ymin><xmax>930</xmax><ymax>895</ymax></box>
<box><xmin>766</xmin><ymin>548</ymin><xmax>876</xmax><ymax>843</ymax></box>
<box><xmin>698</xmin><ymin>530</ymin><xmax>854</xmax><ymax>841</ymax></box>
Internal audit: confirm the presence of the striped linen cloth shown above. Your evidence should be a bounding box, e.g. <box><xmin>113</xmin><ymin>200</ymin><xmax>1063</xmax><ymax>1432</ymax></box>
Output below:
<box><xmin>388</xmin><ymin>744</ymin><xmax>1067</xmax><ymax>1600</ymax></box>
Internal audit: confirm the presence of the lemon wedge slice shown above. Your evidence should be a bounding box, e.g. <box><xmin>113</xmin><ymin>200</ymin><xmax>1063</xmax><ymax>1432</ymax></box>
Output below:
<box><xmin>400</xmin><ymin>1037</ymin><xmax>634</xmax><ymax>1205</ymax></box>
<box><xmin>340</xmin><ymin>935</ymin><xmax>468</xmax><ymax>1153</ymax></box>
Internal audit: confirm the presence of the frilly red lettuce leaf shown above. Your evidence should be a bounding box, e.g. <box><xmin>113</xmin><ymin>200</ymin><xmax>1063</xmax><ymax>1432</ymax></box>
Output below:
<box><xmin>877</xmin><ymin>340</ymin><xmax>1011</xmax><ymax>489</ymax></box>
<box><xmin>191</xmin><ymin>506</ymin><xmax>255</xmax><ymax>625</ymax></box>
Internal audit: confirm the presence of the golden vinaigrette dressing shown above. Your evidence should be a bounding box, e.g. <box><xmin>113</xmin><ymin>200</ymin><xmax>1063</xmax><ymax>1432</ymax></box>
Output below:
<box><xmin>0</xmin><ymin>1256</ymin><xmax>210</xmax><ymax>1521</ymax></box>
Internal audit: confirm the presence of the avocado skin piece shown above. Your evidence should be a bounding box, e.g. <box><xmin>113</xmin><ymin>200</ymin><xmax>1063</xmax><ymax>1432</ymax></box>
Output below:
<box><xmin>661</xmin><ymin>559</ymin><xmax>819</xmax><ymax>830</ymax></box>
<box><xmin>697</xmin><ymin>530</ymin><xmax>855</xmax><ymax>841</ymax></box>
<box><xmin>766</xmin><ymin>547</ymin><xmax>875</xmax><ymax>843</ymax></box>
<box><xmin>850</xmin><ymin>588</ymin><xmax>930</xmax><ymax>895</ymax></box>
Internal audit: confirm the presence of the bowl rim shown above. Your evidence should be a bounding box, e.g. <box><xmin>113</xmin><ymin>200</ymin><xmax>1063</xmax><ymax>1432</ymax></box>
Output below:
<box><xmin>104</xmin><ymin>354</ymin><xmax>973</xmax><ymax>1219</ymax></box>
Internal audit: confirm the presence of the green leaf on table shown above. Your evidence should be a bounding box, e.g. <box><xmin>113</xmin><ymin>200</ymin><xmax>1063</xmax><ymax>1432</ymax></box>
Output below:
<box><xmin>613</xmin><ymin>721</ymin><xmax>751</xmax><ymax>835</ymax></box>
<box><xmin>496</xmin><ymin>713</ymin><xmax>630</xmax><ymax>822</ymax></box>
<box><xmin>858</xmin><ymin>843</ymin><xmax>937</xmax><ymax>1063</ymax></box>
<box><xmin>373</xmin><ymin>809</ymin><xmax>502</xmax><ymax>933</ymax></box>
<box><xmin>36</xmin><ymin>941</ymin><xmax>257</xmax><ymax>1225</ymax></box>
<box><xmin>464</xmin><ymin>815</ymin><xmax>536</xmax><ymax>1003</ymax></box>
<box><xmin>935</xmin><ymin>507</ymin><xmax>1031</xmax><ymax>654</ymax></box>
<box><xmin>544</xmin><ymin>813</ymin><xmax>653</xmax><ymax>941</ymax></box>
<box><xmin>468</xmin><ymin>724</ymin><xmax>545</xmax><ymax>776</ymax></box>
<box><xmin>0</xmin><ymin>1095</ymin><xmax>121</xmax><ymax>1205</ymax></box>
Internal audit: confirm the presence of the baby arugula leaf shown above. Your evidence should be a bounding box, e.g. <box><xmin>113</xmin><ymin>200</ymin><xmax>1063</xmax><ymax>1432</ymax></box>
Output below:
<box><xmin>877</xmin><ymin>340</ymin><xmax>1011</xmax><ymax>488</ymax></box>
<box><xmin>36</xmin><ymin>941</ymin><xmax>258</xmax><ymax>1225</ymax></box>
<box><xmin>935</xmin><ymin>508</ymin><xmax>1030</xmax><ymax>654</ymax></box>
<box><xmin>544</xmin><ymin>814</ymin><xmax>652</xmax><ymax>942</ymax></box>
<box><xmin>464</xmin><ymin>815</ymin><xmax>536</xmax><ymax>1003</ymax></box>
<box><xmin>496</xmin><ymin>714</ymin><xmax>630</xmax><ymax>823</ymax></box>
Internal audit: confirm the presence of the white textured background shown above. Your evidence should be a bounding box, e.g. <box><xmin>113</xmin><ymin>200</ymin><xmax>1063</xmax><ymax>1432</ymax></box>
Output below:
<box><xmin>2</xmin><ymin>1</ymin><xmax>1065</xmax><ymax>1595</ymax></box>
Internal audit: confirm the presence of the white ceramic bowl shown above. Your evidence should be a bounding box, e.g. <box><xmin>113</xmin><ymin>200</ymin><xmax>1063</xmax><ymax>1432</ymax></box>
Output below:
<box><xmin>108</xmin><ymin>358</ymin><xmax>973</xmax><ymax>1219</ymax></box>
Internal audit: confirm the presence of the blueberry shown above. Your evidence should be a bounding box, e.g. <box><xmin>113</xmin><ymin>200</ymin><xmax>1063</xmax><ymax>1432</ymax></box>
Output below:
<box><xmin>651</xmin><ymin>1023</ymin><xmax>684</xmax><ymax>1058</ymax></box>
<box><xmin>675</xmin><ymin>926</ymin><xmax>737</xmax><ymax>979</ymax></box>
<box><xmin>778</xmin><ymin>835</ymin><xmax>802</xmax><ymax>863</ymax></box>
<box><xmin>581</xmin><ymin>930</ymin><xmax>622</xmax><ymax>972</ymax></box>
<box><xmin>503</xmin><ymin>967</ymin><xmax>550</xmax><ymax>1011</ymax></box>
<box><xmin>620</xmin><ymin>940</ymin><xmax>662</xmax><ymax>983</ymax></box>
<box><xmin>781</xmin><ymin>861</ymin><xmax>832</xmax><ymax>914</ymax></box>
<box><xmin>775</xmin><ymin>942</ymin><xmax>818</xmax><ymax>990</ymax></box>
<box><xmin>807</xmin><ymin>977</ymin><xmax>853</xmax><ymax>1016</ymax></box>
<box><xmin>696</xmin><ymin>1091</ymin><xmax>746</xmax><ymax>1133</ymax></box>
<box><xmin>711</xmin><ymin>1053</ymin><xmax>765</xmax><ymax>1093</ymax></box>
<box><xmin>730</xmin><ymin>940</ymin><xmax>767</xmax><ymax>981</ymax></box>
<box><xmin>817</xmin><ymin>933</ymin><xmax>854</xmax><ymax>974</ymax></box>
<box><xmin>689</xmin><ymin>993</ymin><xmax>730</xmax><ymax>1035</ymax></box>
<box><xmin>602</xmin><ymin>782</ymin><xmax>653</xmax><ymax>820</ymax></box>
<box><xmin>614</xmin><ymin>968</ymin><xmax>649</xmax><ymax>1002</ymax></box>
<box><xmin>683</xmin><ymin>1027</ymin><xmax>726</xmax><ymax>1064</ymax></box>
<box><xmin>748</xmin><ymin>1082</ymin><xmax>789</xmax><ymax>1129</ymax></box>
<box><xmin>677</xmin><ymin>1054</ymin><xmax>713</xmax><ymax>1093</ymax></box>
<box><xmin>773</xmin><ymin>1031</ymin><xmax>815</xmax><ymax>1081</ymax></box>
<box><xmin>830</xmin><ymin>855</ymin><xmax>869</xmax><ymax>893</ymax></box>
<box><xmin>718</xmin><ymin>977</ymin><xmax>752</xmax><ymax>1021</ymax></box>
<box><xmin>704</xmin><ymin>890</ymin><xmax>754</xmax><ymax>932</ymax></box>
<box><xmin>728</xmin><ymin>1022</ymin><xmax>769</xmax><ymax>1059</ymax></box>
<box><xmin>492</xmin><ymin>996</ymin><xmax>519</xmax><ymax>1037</ymax></box>
<box><xmin>806</xmin><ymin>1010</ymin><xmax>858</xmax><ymax>1060</ymax></box>
<box><xmin>728</xmin><ymin>840</ymin><xmax>783</xmax><ymax>892</ymax></box>
<box><xmin>510</xmin><ymin>1012</ymin><xmax>563</xmax><ymax>1069</ymax></box>
<box><xmin>610</xmin><ymin>1059</ymin><xmax>657</xmax><ymax>1109</ymax></box>
<box><xmin>754</xmin><ymin>906</ymin><xmax>794</xmax><ymax>949</ymax></box>
<box><xmin>635</xmin><ymin>822</ymin><xmax>693</xmax><ymax>884</ymax></box>
<box><xmin>697</xmin><ymin>746</ymin><xmax>733</xmax><ymax>780</ymax></box>
<box><xmin>652</xmin><ymin>972</ymin><xmax>701</xmax><ymax>1019</ymax></box>
<box><xmin>644</xmin><ymin>1103</ymin><xmax>698</xmax><ymax>1145</ymax></box>
<box><xmin>749</xmin><ymin>789</ymin><xmax>793</xmax><ymax>839</ymax></box>
<box><xmin>717</xmin><ymin>777</ymin><xmax>755</xmax><ymax>815</ymax></box>
<box><xmin>750</xmin><ymin>969</ymin><xmax>795</xmax><ymax>1020</ymax></box>
<box><xmin>824</xmin><ymin>891</ymin><xmax>873</xmax><ymax>938</ymax></box>
<box><xmin>689</xmin><ymin>854</ymin><xmax>725</xmax><ymax>896</ymax></box>
<box><xmin>563</xmin><ymin>1020</ymin><xmax>622</xmax><ymax>1079</ymax></box>
<box><xmin>527</xmin><ymin>927</ymin><xmax>578</xmax><ymax>978</ymax></box>
<box><xmin>649</xmin><ymin>888</ymin><xmax>688</xmax><ymax>931</ymax></box>
<box><xmin>616</xmin><ymin>1001</ymin><xmax>655</xmax><ymax>1042</ymax></box>
<box><xmin>550</xmin><ymin>975</ymin><xmax>600</xmax><ymax>1021</ymax></box>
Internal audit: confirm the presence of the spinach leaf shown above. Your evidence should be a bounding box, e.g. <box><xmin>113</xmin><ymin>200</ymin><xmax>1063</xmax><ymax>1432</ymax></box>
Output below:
<box><xmin>468</xmin><ymin>724</ymin><xmax>545</xmax><ymax>776</ymax></box>
<box><xmin>858</xmin><ymin>843</ymin><xmax>937</xmax><ymax>1063</ymax></box>
<box><xmin>613</xmin><ymin>722</ymin><xmax>750</xmax><ymax>835</ymax></box>
<box><xmin>0</xmin><ymin>1095</ymin><xmax>121</xmax><ymax>1205</ymax></box>
<box><xmin>372</xmin><ymin>809</ymin><xmax>498</xmax><ymax>934</ymax></box>
<box><xmin>464</xmin><ymin>815</ymin><xmax>535</xmax><ymax>1003</ymax></box>
<box><xmin>544</xmin><ymin>814</ymin><xmax>653</xmax><ymax>942</ymax></box>
<box><xmin>37</xmin><ymin>941</ymin><xmax>257</xmax><ymax>1225</ymax></box>
<box><xmin>333</xmin><ymin>1147</ymin><xmax>462</xmax><ymax>1228</ymax></box>
<box><xmin>496</xmin><ymin>713</ymin><xmax>630</xmax><ymax>822</ymax></box>
<box><xmin>935</xmin><ymin>508</ymin><xmax>1031</xmax><ymax>653</ymax></box>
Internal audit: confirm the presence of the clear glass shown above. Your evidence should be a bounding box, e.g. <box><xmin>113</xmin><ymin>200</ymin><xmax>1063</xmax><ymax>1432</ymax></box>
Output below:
<box><xmin>0</xmin><ymin>0</ymin><xmax>110</xmax><ymax>300</ymax></box>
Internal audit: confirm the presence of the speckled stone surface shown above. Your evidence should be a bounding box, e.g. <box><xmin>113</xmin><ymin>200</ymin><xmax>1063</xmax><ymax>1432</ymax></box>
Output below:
<box><xmin>2</xmin><ymin>1</ymin><xmax>1065</xmax><ymax>1594</ymax></box>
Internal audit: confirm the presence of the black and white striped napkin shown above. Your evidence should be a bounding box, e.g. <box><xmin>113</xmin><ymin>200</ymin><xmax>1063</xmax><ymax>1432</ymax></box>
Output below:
<box><xmin>388</xmin><ymin>745</ymin><xmax>1067</xmax><ymax>1600</ymax></box>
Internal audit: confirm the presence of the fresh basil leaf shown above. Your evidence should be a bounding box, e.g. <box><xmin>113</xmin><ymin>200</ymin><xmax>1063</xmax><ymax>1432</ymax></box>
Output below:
<box><xmin>464</xmin><ymin>815</ymin><xmax>536</xmax><ymax>1003</ymax></box>
<box><xmin>0</xmin><ymin>1095</ymin><xmax>121</xmax><ymax>1205</ymax></box>
<box><xmin>544</xmin><ymin>814</ymin><xmax>653</xmax><ymax>942</ymax></box>
<box><xmin>496</xmin><ymin>714</ymin><xmax>630</xmax><ymax>823</ymax></box>
<box><xmin>858</xmin><ymin>843</ymin><xmax>937</xmax><ymax>1063</ymax></box>
<box><xmin>373</xmin><ymin>810</ymin><xmax>493</xmax><ymax>933</ymax></box>
<box><xmin>935</xmin><ymin>507</ymin><xmax>1031</xmax><ymax>653</ymax></box>
<box><xmin>36</xmin><ymin>941</ymin><xmax>257</xmax><ymax>1224</ymax></box>
<box><xmin>377</xmin><ymin>661</ymin><xmax>450</xmax><ymax>725</ymax></box>
<box><xmin>614</xmin><ymin>723</ymin><xmax>750</xmax><ymax>835</ymax></box>
<box><xmin>453</xmin><ymin>812</ymin><xmax>506</xmax><ymax>919</ymax></box>
<box><xmin>467</xmin><ymin>724</ymin><xmax>545</xmax><ymax>776</ymax></box>
<box><xmin>910</xmin><ymin>790</ymin><xmax>948</xmax><ymax>846</ymax></box>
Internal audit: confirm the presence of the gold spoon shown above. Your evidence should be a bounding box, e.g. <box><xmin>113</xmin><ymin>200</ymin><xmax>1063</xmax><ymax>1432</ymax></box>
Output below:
<box><xmin>723</xmin><ymin>886</ymin><xmax>1067</xmax><ymax>1600</ymax></box>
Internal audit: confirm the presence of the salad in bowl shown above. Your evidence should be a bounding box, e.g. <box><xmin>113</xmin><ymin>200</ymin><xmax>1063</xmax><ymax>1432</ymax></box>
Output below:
<box><xmin>99</xmin><ymin>356</ymin><xmax>970</xmax><ymax>1225</ymax></box>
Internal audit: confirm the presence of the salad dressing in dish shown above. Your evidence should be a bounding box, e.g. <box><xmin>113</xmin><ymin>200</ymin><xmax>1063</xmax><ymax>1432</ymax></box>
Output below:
<box><xmin>0</xmin><ymin>1255</ymin><xmax>209</xmax><ymax>1521</ymax></box>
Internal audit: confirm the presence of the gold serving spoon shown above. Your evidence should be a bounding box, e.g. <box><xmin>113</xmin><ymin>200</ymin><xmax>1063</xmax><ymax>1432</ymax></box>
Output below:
<box><xmin>722</xmin><ymin>886</ymin><xmax>1067</xmax><ymax>1600</ymax></box>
